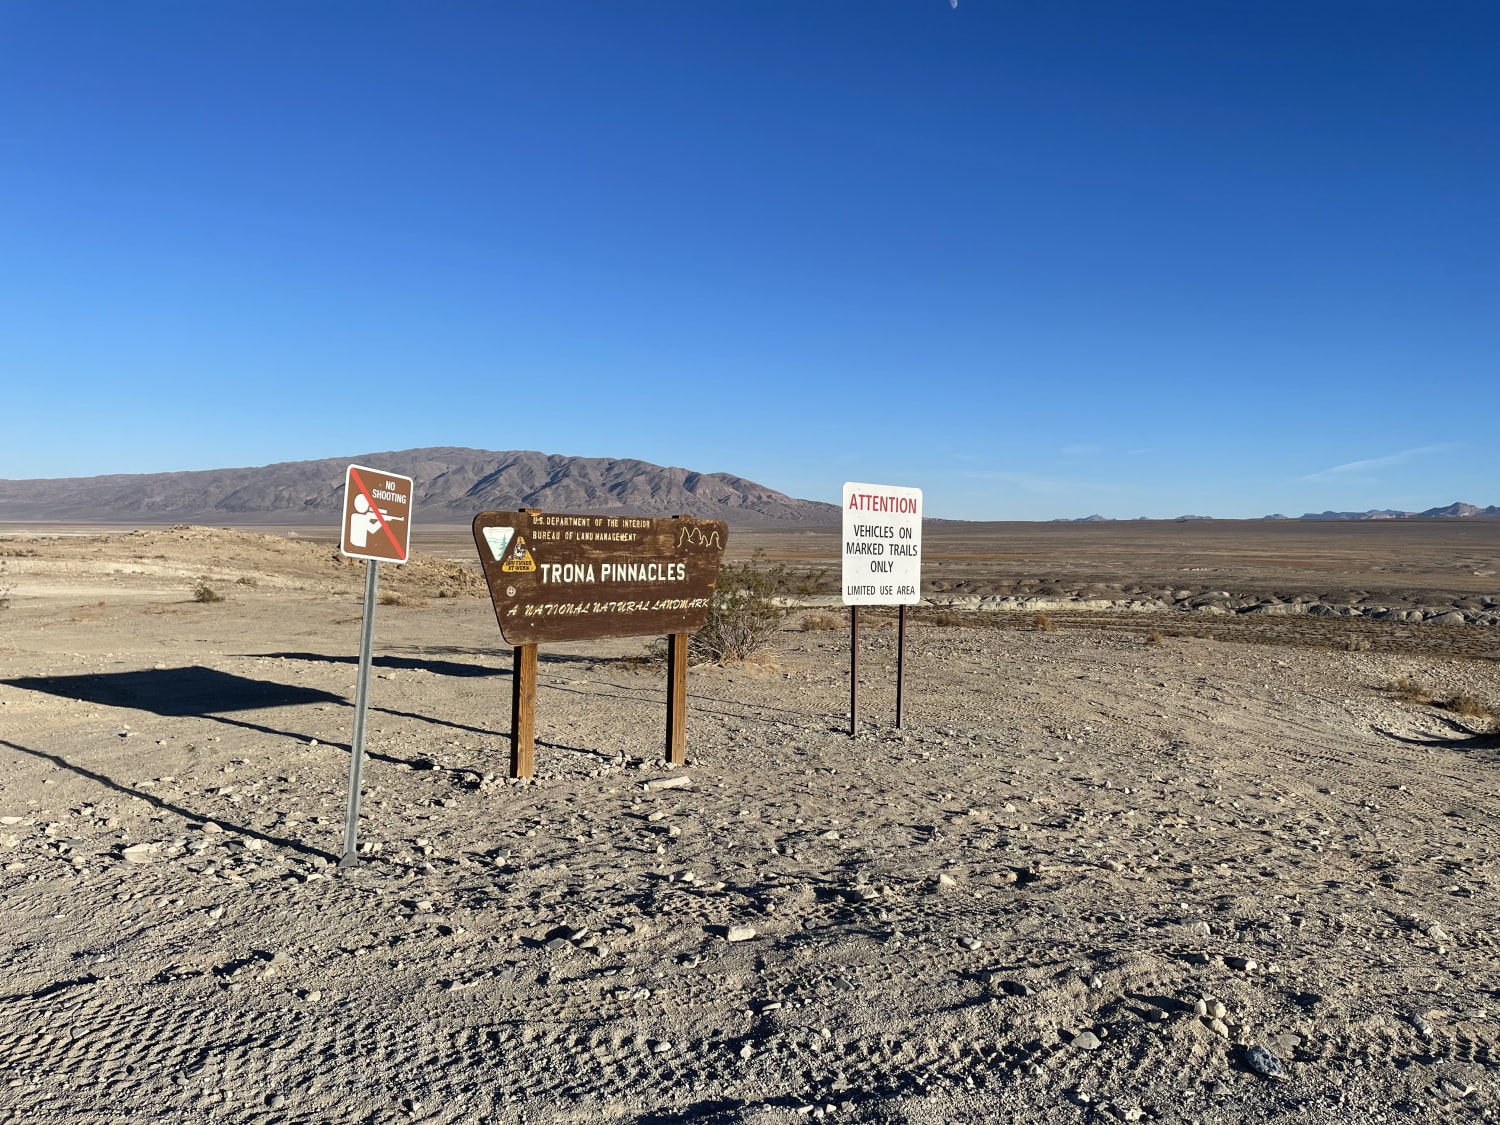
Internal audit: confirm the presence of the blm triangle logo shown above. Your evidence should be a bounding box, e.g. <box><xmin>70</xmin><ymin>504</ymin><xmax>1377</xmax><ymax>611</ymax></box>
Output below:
<box><xmin>482</xmin><ymin>526</ymin><xmax>515</xmax><ymax>562</ymax></box>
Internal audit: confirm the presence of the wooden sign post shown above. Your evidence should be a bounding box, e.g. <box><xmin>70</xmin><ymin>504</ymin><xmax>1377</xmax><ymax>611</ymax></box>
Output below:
<box><xmin>666</xmin><ymin>632</ymin><xmax>689</xmax><ymax>765</ymax></box>
<box><xmin>473</xmin><ymin>511</ymin><xmax>726</xmax><ymax>777</ymax></box>
<box><xmin>511</xmin><ymin>643</ymin><xmax>538</xmax><ymax>778</ymax></box>
<box><xmin>842</xmin><ymin>482</ymin><xmax>923</xmax><ymax>736</ymax></box>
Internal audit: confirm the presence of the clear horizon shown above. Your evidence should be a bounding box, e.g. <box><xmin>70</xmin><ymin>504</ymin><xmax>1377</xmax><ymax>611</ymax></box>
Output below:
<box><xmin>2</xmin><ymin>2</ymin><xmax>1495</xmax><ymax>520</ymax></box>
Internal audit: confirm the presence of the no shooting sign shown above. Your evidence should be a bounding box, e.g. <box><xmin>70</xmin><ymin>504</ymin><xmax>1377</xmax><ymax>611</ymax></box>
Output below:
<box><xmin>341</xmin><ymin>464</ymin><xmax>413</xmax><ymax>564</ymax></box>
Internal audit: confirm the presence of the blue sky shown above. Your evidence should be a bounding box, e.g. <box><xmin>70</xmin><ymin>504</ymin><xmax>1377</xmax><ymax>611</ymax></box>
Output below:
<box><xmin>2</xmin><ymin>1</ymin><xmax>1495</xmax><ymax>520</ymax></box>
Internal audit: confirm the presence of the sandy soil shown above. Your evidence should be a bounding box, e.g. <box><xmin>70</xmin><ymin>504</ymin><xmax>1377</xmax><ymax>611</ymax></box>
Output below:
<box><xmin>2</xmin><ymin>528</ymin><xmax>1499</xmax><ymax>1124</ymax></box>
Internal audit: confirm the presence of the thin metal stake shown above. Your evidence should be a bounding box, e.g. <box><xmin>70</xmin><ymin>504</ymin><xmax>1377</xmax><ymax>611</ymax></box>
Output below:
<box><xmin>338</xmin><ymin>559</ymin><xmax>380</xmax><ymax>869</ymax></box>
<box><xmin>849</xmin><ymin>605</ymin><xmax>859</xmax><ymax>737</ymax></box>
<box><xmin>896</xmin><ymin>603</ymin><xmax>907</xmax><ymax>729</ymax></box>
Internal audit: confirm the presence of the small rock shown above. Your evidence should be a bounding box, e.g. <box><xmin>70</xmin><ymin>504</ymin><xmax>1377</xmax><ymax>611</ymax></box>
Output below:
<box><xmin>935</xmin><ymin>873</ymin><xmax>958</xmax><ymax>891</ymax></box>
<box><xmin>1208</xmin><ymin>1000</ymin><xmax>1227</xmax><ymax>1020</ymax></box>
<box><xmin>121</xmin><ymin>843</ymin><xmax>155</xmax><ymax>865</ymax></box>
<box><xmin>1227</xmin><ymin>956</ymin><xmax>1258</xmax><ymax>972</ymax></box>
<box><xmin>1424</xmin><ymin>922</ymin><xmax>1451</xmax><ymax>942</ymax></box>
<box><xmin>725</xmin><ymin>925</ymin><xmax>757</xmax><ymax>943</ymax></box>
<box><xmin>1072</xmin><ymin>1031</ymin><xmax>1102</xmax><ymax>1050</ymax></box>
<box><xmin>958</xmin><ymin>936</ymin><xmax>982</xmax><ymax>951</ymax></box>
<box><xmin>1208</xmin><ymin>1018</ymin><xmax>1230</xmax><ymax>1038</ymax></box>
<box><xmin>267</xmin><ymin>1093</ymin><xmax>286</xmax><ymax>1109</ymax></box>
<box><xmin>1001</xmin><ymin>980</ymin><xmax>1034</xmax><ymax>997</ymax></box>
<box><xmin>643</xmin><ymin>776</ymin><xmax>692</xmax><ymax>793</ymax></box>
<box><xmin>1410</xmin><ymin>1013</ymin><xmax>1435</xmax><ymax>1040</ymax></box>
<box><xmin>544</xmin><ymin>937</ymin><xmax>571</xmax><ymax>953</ymax></box>
<box><xmin>1244</xmin><ymin>1044</ymin><xmax>1287</xmax><ymax>1080</ymax></box>
<box><xmin>652</xmin><ymin>1040</ymin><xmax>673</xmax><ymax>1054</ymax></box>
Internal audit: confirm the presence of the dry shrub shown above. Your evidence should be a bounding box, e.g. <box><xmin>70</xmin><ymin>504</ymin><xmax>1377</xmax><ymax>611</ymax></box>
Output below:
<box><xmin>800</xmin><ymin>610</ymin><xmax>844</xmax><ymax>632</ymax></box>
<box><xmin>615</xmin><ymin>648</ymin><xmax>665</xmax><ymax>672</ymax></box>
<box><xmin>1390</xmin><ymin>675</ymin><xmax>1435</xmax><ymax>704</ymax></box>
<box><xmin>1444</xmin><ymin>693</ymin><xmax>1493</xmax><ymax>720</ymax></box>
<box><xmin>1145</xmin><ymin>630</ymin><xmax>1164</xmax><ymax>646</ymax></box>
<box><xmin>690</xmin><ymin>560</ymin><xmax>787</xmax><ymax>665</ymax></box>
<box><xmin>236</xmin><ymin>575</ymin><xmax>258</xmax><ymax>587</ymax></box>
<box><xmin>1344</xmin><ymin>634</ymin><xmax>1372</xmax><ymax>652</ymax></box>
<box><xmin>1389</xmin><ymin>677</ymin><xmax>1496</xmax><ymax>724</ymax></box>
<box><xmin>1033</xmin><ymin>612</ymin><xmax>1057</xmax><ymax>632</ymax></box>
<box><xmin>920</xmin><ymin>608</ymin><xmax>969</xmax><ymax>627</ymax></box>
<box><xmin>191</xmin><ymin>580</ymin><xmax>224</xmax><ymax>604</ymax></box>
<box><xmin>378</xmin><ymin>592</ymin><xmax>427</xmax><ymax>609</ymax></box>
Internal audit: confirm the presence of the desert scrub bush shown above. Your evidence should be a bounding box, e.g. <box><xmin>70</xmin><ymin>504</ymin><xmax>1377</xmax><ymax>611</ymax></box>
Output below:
<box><xmin>235</xmin><ymin>575</ymin><xmax>258</xmax><ymax>587</ymax></box>
<box><xmin>799</xmin><ymin>610</ymin><xmax>844</xmax><ymax>632</ymax></box>
<box><xmin>917</xmin><ymin>608</ymin><xmax>969</xmax><ymax>627</ymax></box>
<box><xmin>690</xmin><ymin>558</ymin><xmax>788</xmax><ymax>665</ymax></box>
<box><xmin>191</xmin><ymin>580</ymin><xmax>224</xmax><ymax>604</ymax></box>
<box><xmin>1145</xmin><ymin>630</ymin><xmax>1164</xmax><ymax>646</ymax></box>
<box><xmin>1389</xmin><ymin>675</ymin><xmax>1433</xmax><ymax>704</ymax></box>
<box><xmin>1443</xmin><ymin>692</ymin><xmax>1494</xmax><ymax>720</ymax></box>
<box><xmin>615</xmin><ymin>643</ymin><xmax>666</xmax><ymax>671</ymax></box>
<box><xmin>1032</xmin><ymin>612</ymin><xmax>1057</xmax><ymax>632</ymax></box>
<box><xmin>379</xmin><ymin>592</ymin><xmax>427</xmax><ymax>608</ymax></box>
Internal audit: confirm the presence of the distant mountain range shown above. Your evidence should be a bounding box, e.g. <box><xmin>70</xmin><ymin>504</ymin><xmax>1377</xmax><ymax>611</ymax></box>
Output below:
<box><xmin>1055</xmin><ymin>502</ymin><xmax>1500</xmax><ymax>523</ymax></box>
<box><xmin>1056</xmin><ymin>501</ymin><xmax>1500</xmax><ymax>525</ymax></box>
<box><xmin>0</xmin><ymin>447</ymin><xmax>839</xmax><ymax>527</ymax></box>
<box><xmin>1262</xmin><ymin>502</ymin><xmax>1500</xmax><ymax>521</ymax></box>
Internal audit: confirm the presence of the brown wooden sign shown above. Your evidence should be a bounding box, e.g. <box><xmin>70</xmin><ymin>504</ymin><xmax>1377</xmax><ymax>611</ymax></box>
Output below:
<box><xmin>472</xmin><ymin>511</ymin><xmax>728</xmax><ymax>645</ymax></box>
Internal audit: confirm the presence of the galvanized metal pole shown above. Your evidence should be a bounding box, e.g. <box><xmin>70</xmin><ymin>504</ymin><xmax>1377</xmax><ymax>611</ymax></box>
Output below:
<box><xmin>849</xmin><ymin>605</ymin><xmax>859</xmax><ymax>737</ymax></box>
<box><xmin>338</xmin><ymin>560</ymin><xmax>380</xmax><ymax>869</ymax></box>
<box><xmin>896</xmin><ymin>604</ymin><xmax>906</xmax><ymax>729</ymax></box>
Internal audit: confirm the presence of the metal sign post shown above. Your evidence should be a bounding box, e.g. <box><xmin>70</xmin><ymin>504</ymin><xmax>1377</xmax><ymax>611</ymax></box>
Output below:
<box><xmin>339</xmin><ymin>560</ymin><xmax>380</xmax><ymax>868</ymax></box>
<box><xmin>850</xmin><ymin>605</ymin><xmax>860</xmax><ymax>735</ymax></box>
<box><xmin>336</xmin><ymin>464</ymin><xmax>414</xmax><ymax>869</ymax></box>
<box><xmin>896</xmin><ymin>604</ymin><xmax>907</xmax><ymax>729</ymax></box>
<box><xmin>842</xmin><ymin>482</ymin><xmax>923</xmax><ymax>737</ymax></box>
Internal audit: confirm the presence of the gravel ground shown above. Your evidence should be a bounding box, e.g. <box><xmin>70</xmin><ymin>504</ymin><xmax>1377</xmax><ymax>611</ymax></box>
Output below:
<box><xmin>1</xmin><ymin>529</ymin><xmax>1498</xmax><ymax>1124</ymax></box>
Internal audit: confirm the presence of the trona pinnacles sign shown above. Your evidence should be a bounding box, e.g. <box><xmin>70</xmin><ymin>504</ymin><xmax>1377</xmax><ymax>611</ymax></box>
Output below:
<box><xmin>472</xmin><ymin>511</ymin><xmax>727</xmax><ymax>645</ymax></box>
<box><xmin>473</xmin><ymin>510</ymin><xmax>729</xmax><ymax>778</ymax></box>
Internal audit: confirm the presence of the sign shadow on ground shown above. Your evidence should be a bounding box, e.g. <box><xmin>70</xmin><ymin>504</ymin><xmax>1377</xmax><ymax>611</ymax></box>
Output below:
<box><xmin>1</xmin><ymin>666</ymin><xmax>493</xmax><ymax>765</ymax></box>
<box><xmin>0</xmin><ymin>735</ymin><xmax>328</xmax><ymax>861</ymax></box>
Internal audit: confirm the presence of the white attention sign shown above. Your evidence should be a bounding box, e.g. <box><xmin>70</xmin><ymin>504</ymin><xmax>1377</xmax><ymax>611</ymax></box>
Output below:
<box><xmin>841</xmin><ymin>482</ymin><xmax>923</xmax><ymax>605</ymax></box>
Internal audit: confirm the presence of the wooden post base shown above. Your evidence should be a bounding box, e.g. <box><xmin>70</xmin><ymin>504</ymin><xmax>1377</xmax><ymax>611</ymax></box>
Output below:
<box><xmin>511</xmin><ymin>643</ymin><xmax>537</xmax><ymax>778</ymax></box>
<box><xmin>666</xmin><ymin>632</ymin><xmax>688</xmax><ymax>765</ymax></box>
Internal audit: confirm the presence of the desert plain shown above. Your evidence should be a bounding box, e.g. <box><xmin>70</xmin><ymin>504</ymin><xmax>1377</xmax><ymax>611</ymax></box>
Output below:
<box><xmin>2</xmin><ymin>520</ymin><xmax>1499</xmax><ymax>1124</ymax></box>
